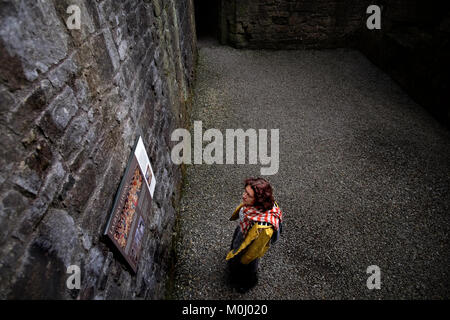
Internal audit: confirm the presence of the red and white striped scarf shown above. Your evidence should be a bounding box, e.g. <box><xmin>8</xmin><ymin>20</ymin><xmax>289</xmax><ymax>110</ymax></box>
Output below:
<box><xmin>239</xmin><ymin>204</ymin><xmax>283</xmax><ymax>236</ymax></box>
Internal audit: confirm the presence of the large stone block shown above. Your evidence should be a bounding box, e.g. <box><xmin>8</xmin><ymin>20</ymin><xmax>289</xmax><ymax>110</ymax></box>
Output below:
<box><xmin>62</xmin><ymin>161</ymin><xmax>97</xmax><ymax>214</ymax></box>
<box><xmin>41</xmin><ymin>158</ymin><xmax>66</xmax><ymax>195</ymax></box>
<box><xmin>79</xmin><ymin>246</ymin><xmax>105</xmax><ymax>299</ymax></box>
<box><xmin>39</xmin><ymin>208</ymin><xmax>80</xmax><ymax>265</ymax></box>
<box><xmin>7</xmin><ymin>239</ymin><xmax>66</xmax><ymax>299</ymax></box>
<box><xmin>39</xmin><ymin>86</ymin><xmax>79</xmax><ymax>142</ymax></box>
<box><xmin>61</xmin><ymin>115</ymin><xmax>89</xmax><ymax>161</ymax></box>
<box><xmin>103</xmin><ymin>28</ymin><xmax>121</xmax><ymax>71</ymax></box>
<box><xmin>11</xmin><ymin>164</ymin><xmax>42</xmax><ymax>197</ymax></box>
<box><xmin>48</xmin><ymin>55</ymin><xmax>79</xmax><ymax>89</ymax></box>
<box><xmin>9</xmin><ymin>86</ymin><xmax>48</xmax><ymax>135</ymax></box>
<box><xmin>0</xmin><ymin>190</ymin><xmax>29</xmax><ymax>244</ymax></box>
<box><xmin>0</xmin><ymin>0</ymin><xmax>68</xmax><ymax>82</ymax></box>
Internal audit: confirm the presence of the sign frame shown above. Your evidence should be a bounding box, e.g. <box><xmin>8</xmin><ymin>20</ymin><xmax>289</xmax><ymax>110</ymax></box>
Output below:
<box><xmin>104</xmin><ymin>136</ymin><xmax>156</xmax><ymax>273</ymax></box>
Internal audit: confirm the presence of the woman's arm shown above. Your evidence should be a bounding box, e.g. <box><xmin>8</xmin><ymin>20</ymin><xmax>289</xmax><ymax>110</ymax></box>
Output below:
<box><xmin>240</xmin><ymin>226</ymin><xmax>273</xmax><ymax>264</ymax></box>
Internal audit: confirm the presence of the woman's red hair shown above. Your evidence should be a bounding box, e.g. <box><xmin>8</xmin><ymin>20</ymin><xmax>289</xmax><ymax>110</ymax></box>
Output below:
<box><xmin>244</xmin><ymin>177</ymin><xmax>274</xmax><ymax>211</ymax></box>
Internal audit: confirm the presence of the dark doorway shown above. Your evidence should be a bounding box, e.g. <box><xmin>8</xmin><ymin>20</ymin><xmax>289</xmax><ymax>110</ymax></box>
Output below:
<box><xmin>194</xmin><ymin>0</ymin><xmax>220</xmax><ymax>40</ymax></box>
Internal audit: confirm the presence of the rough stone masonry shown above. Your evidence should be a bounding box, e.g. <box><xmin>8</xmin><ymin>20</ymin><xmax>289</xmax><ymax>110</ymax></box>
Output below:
<box><xmin>220</xmin><ymin>0</ymin><xmax>373</xmax><ymax>49</ymax></box>
<box><xmin>0</xmin><ymin>0</ymin><xmax>196</xmax><ymax>299</ymax></box>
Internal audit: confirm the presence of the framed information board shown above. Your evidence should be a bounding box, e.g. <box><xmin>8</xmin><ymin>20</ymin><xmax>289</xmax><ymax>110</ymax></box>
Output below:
<box><xmin>104</xmin><ymin>136</ymin><xmax>156</xmax><ymax>273</ymax></box>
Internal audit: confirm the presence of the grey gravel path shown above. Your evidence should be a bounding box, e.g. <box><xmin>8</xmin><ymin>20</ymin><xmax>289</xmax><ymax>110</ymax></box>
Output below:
<box><xmin>172</xmin><ymin>39</ymin><xmax>450</xmax><ymax>299</ymax></box>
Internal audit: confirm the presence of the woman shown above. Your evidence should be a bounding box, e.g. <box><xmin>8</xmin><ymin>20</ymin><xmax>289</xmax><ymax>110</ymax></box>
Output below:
<box><xmin>226</xmin><ymin>177</ymin><xmax>283</xmax><ymax>292</ymax></box>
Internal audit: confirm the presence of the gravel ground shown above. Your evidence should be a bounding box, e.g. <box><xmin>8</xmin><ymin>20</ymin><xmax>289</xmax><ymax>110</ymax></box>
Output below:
<box><xmin>172</xmin><ymin>39</ymin><xmax>450</xmax><ymax>299</ymax></box>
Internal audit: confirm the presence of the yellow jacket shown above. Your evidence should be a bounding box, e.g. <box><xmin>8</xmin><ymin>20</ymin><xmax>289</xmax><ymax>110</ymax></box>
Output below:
<box><xmin>226</xmin><ymin>203</ymin><xmax>274</xmax><ymax>265</ymax></box>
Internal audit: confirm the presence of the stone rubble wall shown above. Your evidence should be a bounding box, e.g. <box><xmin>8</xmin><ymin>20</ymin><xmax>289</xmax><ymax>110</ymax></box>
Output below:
<box><xmin>0</xmin><ymin>0</ymin><xmax>196</xmax><ymax>299</ymax></box>
<box><xmin>221</xmin><ymin>0</ymin><xmax>372</xmax><ymax>49</ymax></box>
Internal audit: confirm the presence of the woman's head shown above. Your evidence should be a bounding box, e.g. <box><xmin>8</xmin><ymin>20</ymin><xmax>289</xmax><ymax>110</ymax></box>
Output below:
<box><xmin>242</xmin><ymin>177</ymin><xmax>274</xmax><ymax>211</ymax></box>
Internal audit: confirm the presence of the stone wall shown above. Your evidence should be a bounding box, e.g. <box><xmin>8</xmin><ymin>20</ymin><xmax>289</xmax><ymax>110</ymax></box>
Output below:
<box><xmin>220</xmin><ymin>0</ymin><xmax>372</xmax><ymax>49</ymax></box>
<box><xmin>0</xmin><ymin>0</ymin><xmax>196</xmax><ymax>299</ymax></box>
<box><xmin>357</xmin><ymin>0</ymin><xmax>450</xmax><ymax>126</ymax></box>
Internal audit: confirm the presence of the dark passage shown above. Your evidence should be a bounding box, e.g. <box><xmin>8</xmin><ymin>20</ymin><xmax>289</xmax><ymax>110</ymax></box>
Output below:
<box><xmin>194</xmin><ymin>0</ymin><xmax>220</xmax><ymax>40</ymax></box>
